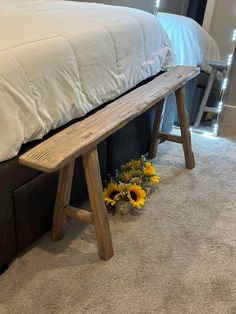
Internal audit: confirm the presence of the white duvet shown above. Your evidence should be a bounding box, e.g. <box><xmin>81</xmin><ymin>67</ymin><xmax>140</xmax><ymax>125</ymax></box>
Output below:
<box><xmin>0</xmin><ymin>0</ymin><xmax>173</xmax><ymax>162</ymax></box>
<box><xmin>157</xmin><ymin>13</ymin><xmax>220</xmax><ymax>73</ymax></box>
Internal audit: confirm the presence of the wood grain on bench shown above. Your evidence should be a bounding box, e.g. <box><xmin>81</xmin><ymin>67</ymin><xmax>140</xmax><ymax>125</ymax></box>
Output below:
<box><xmin>19</xmin><ymin>66</ymin><xmax>199</xmax><ymax>173</ymax></box>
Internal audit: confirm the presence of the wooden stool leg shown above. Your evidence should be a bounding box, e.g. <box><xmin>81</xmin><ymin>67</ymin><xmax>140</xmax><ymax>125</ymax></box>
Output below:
<box><xmin>175</xmin><ymin>87</ymin><xmax>195</xmax><ymax>169</ymax></box>
<box><xmin>149</xmin><ymin>99</ymin><xmax>165</xmax><ymax>159</ymax></box>
<box><xmin>52</xmin><ymin>161</ymin><xmax>75</xmax><ymax>241</ymax></box>
<box><xmin>83</xmin><ymin>147</ymin><xmax>114</xmax><ymax>261</ymax></box>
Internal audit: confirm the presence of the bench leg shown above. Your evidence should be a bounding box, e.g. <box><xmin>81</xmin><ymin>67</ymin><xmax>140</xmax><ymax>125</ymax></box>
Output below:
<box><xmin>51</xmin><ymin>161</ymin><xmax>75</xmax><ymax>241</ymax></box>
<box><xmin>149</xmin><ymin>99</ymin><xmax>165</xmax><ymax>159</ymax></box>
<box><xmin>83</xmin><ymin>147</ymin><xmax>114</xmax><ymax>261</ymax></box>
<box><xmin>175</xmin><ymin>87</ymin><xmax>195</xmax><ymax>169</ymax></box>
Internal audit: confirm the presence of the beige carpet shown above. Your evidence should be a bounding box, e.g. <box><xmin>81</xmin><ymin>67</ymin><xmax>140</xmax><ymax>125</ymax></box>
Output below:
<box><xmin>0</xmin><ymin>126</ymin><xmax>236</xmax><ymax>314</ymax></box>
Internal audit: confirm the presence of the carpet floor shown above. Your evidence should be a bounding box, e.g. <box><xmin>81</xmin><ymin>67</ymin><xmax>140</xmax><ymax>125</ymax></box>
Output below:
<box><xmin>0</xmin><ymin>126</ymin><xmax>235</xmax><ymax>314</ymax></box>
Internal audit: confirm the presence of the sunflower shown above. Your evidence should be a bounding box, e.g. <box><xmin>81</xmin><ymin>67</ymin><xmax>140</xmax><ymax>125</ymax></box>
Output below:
<box><xmin>129</xmin><ymin>160</ymin><xmax>141</xmax><ymax>169</ymax></box>
<box><xmin>119</xmin><ymin>171</ymin><xmax>133</xmax><ymax>183</ymax></box>
<box><xmin>122</xmin><ymin>160</ymin><xmax>141</xmax><ymax>171</ymax></box>
<box><xmin>144</xmin><ymin>162</ymin><xmax>156</xmax><ymax>176</ymax></box>
<box><xmin>103</xmin><ymin>182</ymin><xmax>122</xmax><ymax>206</ymax></box>
<box><xmin>150</xmin><ymin>175</ymin><xmax>160</xmax><ymax>185</ymax></box>
<box><xmin>127</xmin><ymin>184</ymin><xmax>146</xmax><ymax>209</ymax></box>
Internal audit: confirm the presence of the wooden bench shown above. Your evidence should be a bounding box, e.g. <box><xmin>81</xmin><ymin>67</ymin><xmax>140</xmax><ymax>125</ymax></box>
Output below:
<box><xmin>19</xmin><ymin>66</ymin><xmax>199</xmax><ymax>261</ymax></box>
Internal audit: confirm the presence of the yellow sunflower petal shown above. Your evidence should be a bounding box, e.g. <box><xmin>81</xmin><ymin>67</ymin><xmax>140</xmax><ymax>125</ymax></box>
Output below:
<box><xmin>119</xmin><ymin>171</ymin><xmax>133</xmax><ymax>183</ymax></box>
<box><xmin>122</xmin><ymin>160</ymin><xmax>142</xmax><ymax>171</ymax></box>
<box><xmin>127</xmin><ymin>184</ymin><xmax>146</xmax><ymax>209</ymax></box>
<box><xmin>150</xmin><ymin>175</ymin><xmax>160</xmax><ymax>185</ymax></box>
<box><xmin>103</xmin><ymin>182</ymin><xmax>122</xmax><ymax>206</ymax></box>
<box><xmin>144</xmin><ymin>162</ymin><xmax>156</xmax><ymax>176</ymax></box>
<box><xmin>129</xmin><ymin>160</ymin><xmax>141</xmax><ymax>169</ymax></box>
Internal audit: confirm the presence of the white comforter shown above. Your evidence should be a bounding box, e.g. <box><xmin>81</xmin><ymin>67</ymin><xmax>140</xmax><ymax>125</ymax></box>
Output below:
<box><xmin>157</xmin><ymin>13</ymin><xmax>220</xmax><ymax>73</ymax></box>
<box><xmin>0</xmin><ymin>0</ymin><xmax>173</xmax><ymax>162</ymax></box>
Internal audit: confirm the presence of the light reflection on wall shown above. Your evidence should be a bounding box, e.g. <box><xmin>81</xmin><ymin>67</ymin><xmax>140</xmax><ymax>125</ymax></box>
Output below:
<box><xmin>214</xmin><ymin>28</ymin><xmax>236</xmax><ymax>136</ymax></box>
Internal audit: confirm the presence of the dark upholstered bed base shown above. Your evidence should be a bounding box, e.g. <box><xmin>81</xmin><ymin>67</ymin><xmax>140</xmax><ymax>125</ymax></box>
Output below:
<box><xmin>0</xmin><ymin>71</ymin><xmax>219</xmax><ymax>273</ymax></box>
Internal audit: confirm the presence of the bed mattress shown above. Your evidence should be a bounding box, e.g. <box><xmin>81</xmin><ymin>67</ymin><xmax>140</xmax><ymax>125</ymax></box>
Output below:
<box><xmin>0</xmin><ymin>0</ymin><xmax>173</xmax><ymax>162</ymax></box>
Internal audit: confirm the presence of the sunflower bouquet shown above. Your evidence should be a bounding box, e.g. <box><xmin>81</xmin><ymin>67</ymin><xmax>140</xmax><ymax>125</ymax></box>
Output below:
<box><xmin>103</xmin><ymin>156</ymin><xmax>160</xmax><ymax>213</ymax></box>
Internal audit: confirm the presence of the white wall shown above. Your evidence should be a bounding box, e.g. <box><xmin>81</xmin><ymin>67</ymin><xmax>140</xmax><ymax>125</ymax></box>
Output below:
<box><xmin>202</xmin><ymin>0</ymin><xmax>216</xmax><ymax>32</ymax></box>
<box><xmin>209</xmin><ymin>0</ymin><xmax>235</xmax><ymax>59</ymax></box>
<box><xmin>159</xmin><ymin>0</ymin><xmax>189</xmax><ymax>15</ymax></box>
<box><xmin>205</xmin><ymin>0</ymin><xmax>236</xmax><ymax>127</ymax></box>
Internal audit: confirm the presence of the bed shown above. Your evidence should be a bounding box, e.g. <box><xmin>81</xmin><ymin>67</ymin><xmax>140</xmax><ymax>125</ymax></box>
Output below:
<box><xmin>156</xmin><ymin>12</ymin><xmax>221</xmax><ymax>127</ymax></box>
<box><xmin>0</xmin><ymin>0</ymin><xmax>173</xmax><ymax>272</ymax></box>
<box><xmin>0</xmin><ymin>0</ymin><xmax>173</xmax><ymax>162</ymax></box>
